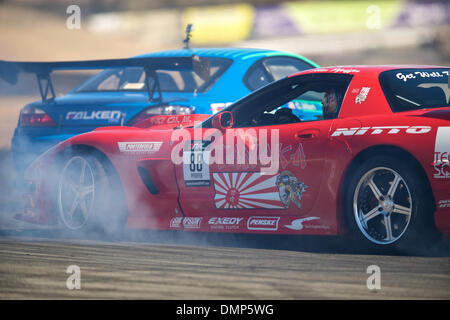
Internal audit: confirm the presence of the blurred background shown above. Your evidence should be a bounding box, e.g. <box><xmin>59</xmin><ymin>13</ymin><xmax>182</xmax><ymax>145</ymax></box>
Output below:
<box><xmin>0</xmin><ymin>0</ymin><xmax>449</xmax><ymax>220</ymax></box>
<box><xmin>1</xmin><ymin>0</ymin><xmax>449</xmax><ymax>63</ymax></box>
<box><xmin>1</xmin><ymin>0</ymin><xmax>449</xmax><ymax>145</ymax></box>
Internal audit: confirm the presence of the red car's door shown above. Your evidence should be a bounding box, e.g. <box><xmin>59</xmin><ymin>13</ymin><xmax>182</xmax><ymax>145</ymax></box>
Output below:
<box><xmin>173</xmin><ymin>121</ymin><xmax>331</xmax><ymax>219</ymax></box>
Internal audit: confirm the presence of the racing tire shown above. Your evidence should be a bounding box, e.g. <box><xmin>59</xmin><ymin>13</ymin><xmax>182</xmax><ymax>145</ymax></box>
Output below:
<box><xmin>344</xmin><ymin>155</ymin><xmax>440</xmax><ymax>254</ymax></box>
<box><xmin>55</xmin><ymin>151</ymin><xmax>127</xmax><ymax>239</ymax></box>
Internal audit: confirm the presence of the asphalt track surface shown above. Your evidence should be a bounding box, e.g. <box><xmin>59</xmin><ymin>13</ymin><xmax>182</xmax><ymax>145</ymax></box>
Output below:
<box><xmin>0</xmin><ymin>228</ymin><xmax>449</xmax><ymax>299</ymax></box>
<box><xmin>0</xmin><ymin>148</ymin><xmax>449</xmax><ymax>299</ymax></box>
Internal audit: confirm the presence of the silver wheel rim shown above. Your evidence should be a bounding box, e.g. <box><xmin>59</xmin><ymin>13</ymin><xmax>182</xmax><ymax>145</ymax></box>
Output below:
<box><xmin>353</xmin><ymin>167</ymin><xmax>412</xmax><ymax>245</ymax></box>
<box><xmin>58</xmin><ymin>156</ymin><xmax>95</xmax><ymax>230</ymax></box>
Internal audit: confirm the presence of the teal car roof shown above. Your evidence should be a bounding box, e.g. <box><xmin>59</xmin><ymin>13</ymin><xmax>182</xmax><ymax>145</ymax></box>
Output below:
<box><xmin>135</xmin><ymin>48</ymin><xmax>318</xmax><ymax>66</ymax></box>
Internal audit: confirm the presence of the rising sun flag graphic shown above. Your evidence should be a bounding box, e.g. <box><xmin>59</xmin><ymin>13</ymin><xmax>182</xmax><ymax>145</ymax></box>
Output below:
<box><xmin>212</xmin><ymin>172</ymin><xmax>285</xmax><ymax>209</ymax></box>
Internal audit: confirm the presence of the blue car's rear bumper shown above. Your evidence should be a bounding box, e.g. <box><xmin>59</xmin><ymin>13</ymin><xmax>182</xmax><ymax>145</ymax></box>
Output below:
<box><xmin>11</xmin><ymin>128</ymin><xmax>77</xmax><ymax>177</ymax></box>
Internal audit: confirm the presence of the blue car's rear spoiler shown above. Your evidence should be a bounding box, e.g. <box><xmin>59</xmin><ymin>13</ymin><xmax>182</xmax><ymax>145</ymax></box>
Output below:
<box><xmin>0</xmin><ymin>56</ymin><xmax>198</xmax><ymax>103</ymax></box>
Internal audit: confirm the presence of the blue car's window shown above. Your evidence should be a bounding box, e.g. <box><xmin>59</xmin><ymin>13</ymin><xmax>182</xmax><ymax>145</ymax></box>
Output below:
<box><xmin>380</xmin><ymin>68</ymin><xmax>450</xmax><ymax>112</ymax></box>
<box><xmin>265</xmin><ymin>57</ymin><xmax>315</xmax><ymax>81</ymax></box>
<box><xmin>245</xmin><ymin>64</ymin><xmax>272</xmax><ymax>91</ymax></box>
<box><xmin>244</xmin><ymin>56</ymin><xmax>315</xmax><ymax>91</ymax></box>
<box><xmin>74</xmin><ymin>57</ymin><xmax>232</xmax><ymax>93</ymax></box>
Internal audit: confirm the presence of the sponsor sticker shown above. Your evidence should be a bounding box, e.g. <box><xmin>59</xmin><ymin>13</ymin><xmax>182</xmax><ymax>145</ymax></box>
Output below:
<box><xmin>208</xmin><ymin>217</ymin><xmax>243</xmax><ymax>230</ymax></box>
<box><xmin>170</xmin><ymin>217</ymin><xmax>183</xmax><ymax>228</ymax></box>
<box><xmin>66</xmin><ymin>110</ymin><xmax>121</xmax><ymax>123</ymax></box>
<box><xmin>118</xmin><ymin>142</ymin><xmax>163</xmax><ymax>153</ymax></box>
<box><xmin>247</xmin><ymin>216</ymin><xmax>280</xmax><ymax>231</ymax></box>
<box><xmin>434</xmin><ymin>126</ymin><xmax>450</xmax><ymax>179</ymax></box>
<box><xmin>331</xmin><ymin>126</ymin><xmax>431</xmax><ymax>137</ymax></box>
<box><xmin>330</xmin><ymin>68</ymin><xmax>360</xmax><ymax>74</ymax></box>
<box><xmin>151</xmin><ymin>115</ymin><xmax>193</xmax><ymax>126</ymax></box>
<box><xmin>285</xmin><ymin>217</ymin><xmax>320</xmax><ymax>230</ymax></box>
<box><xmin>170</xmin><ymin>217</ymin><xmax>203</xmax><ymax>229</ymax></box>
<box><xmin>438</xmin><ymin>200</ymin><xmax>450</xmax><ymax>209</ymax></box>
<box><xmin>355</xmin><ymin>87</ymin><xmax>371</xmax><ymax>104</ymax></box>
<box><xmin>183</xmin><ymin>217</ymin><xmax>203</xmax><ymax>229</ymax></box>
<box><xmin>395</xmin><ymin>70</ymin><xmax>449</xmax><ymax>82</ymax></box>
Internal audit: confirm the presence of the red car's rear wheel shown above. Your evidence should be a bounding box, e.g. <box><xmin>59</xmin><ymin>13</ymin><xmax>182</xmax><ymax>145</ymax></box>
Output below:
<box><xmin>56</xmin><ymin>151</ymin><xmax>127</xmax><ymax>237</ymax></box>
<box><xmin>344</xmin><ymin>154</ymin><xmax>439</xmax><ymax>253</ymax></box>
<box><xmin>353</xmin><ymin>166</ymin><xmax>412</xmax><ymax>245</ymax></box>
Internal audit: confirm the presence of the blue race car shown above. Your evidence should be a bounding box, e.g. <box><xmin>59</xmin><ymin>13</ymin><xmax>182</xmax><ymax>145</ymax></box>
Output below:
<box><xmin>9</xmin><ymin>48</ymin><xmax>319</xmax><ymax>173</ymax></box>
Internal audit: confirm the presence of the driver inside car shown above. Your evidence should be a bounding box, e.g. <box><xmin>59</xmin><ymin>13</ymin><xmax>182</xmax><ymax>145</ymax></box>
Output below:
<box><xmin>322</xmin><ymin>89</ymin><xmax>340</xmax><ymax>120</ymax></box>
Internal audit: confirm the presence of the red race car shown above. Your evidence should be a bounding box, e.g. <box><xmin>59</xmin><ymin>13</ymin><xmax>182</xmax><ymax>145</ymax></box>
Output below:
<box><xmin>19</xmin><ymin>65</ymin><xmax>449</xmax><ymax>252</ymax></box>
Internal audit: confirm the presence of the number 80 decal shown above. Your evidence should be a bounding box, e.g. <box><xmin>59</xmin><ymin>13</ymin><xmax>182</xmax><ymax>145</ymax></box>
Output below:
<box><xmin>190</xmin><ymin>152</ymin><xmax>203</xmax><ymax>172</ymax></box>
<box><xmin>183</xmin><ymin>140</ymin><xmax>211</xmax><ymax>187</ymax></box>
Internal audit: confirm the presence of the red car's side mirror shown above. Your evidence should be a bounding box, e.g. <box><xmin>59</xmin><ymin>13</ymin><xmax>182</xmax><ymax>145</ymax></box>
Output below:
<box><xmin>212</xmin><ymin>111</ymin><xmax>233</xmax><ymax>130</ymax></box>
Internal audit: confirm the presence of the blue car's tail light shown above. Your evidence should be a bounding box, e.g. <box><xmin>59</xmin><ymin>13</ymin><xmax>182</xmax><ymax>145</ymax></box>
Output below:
<box><xmin>19</xmin><ymin>106</ymin><xmax>56</xmax><ymax>127</ymax></box>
